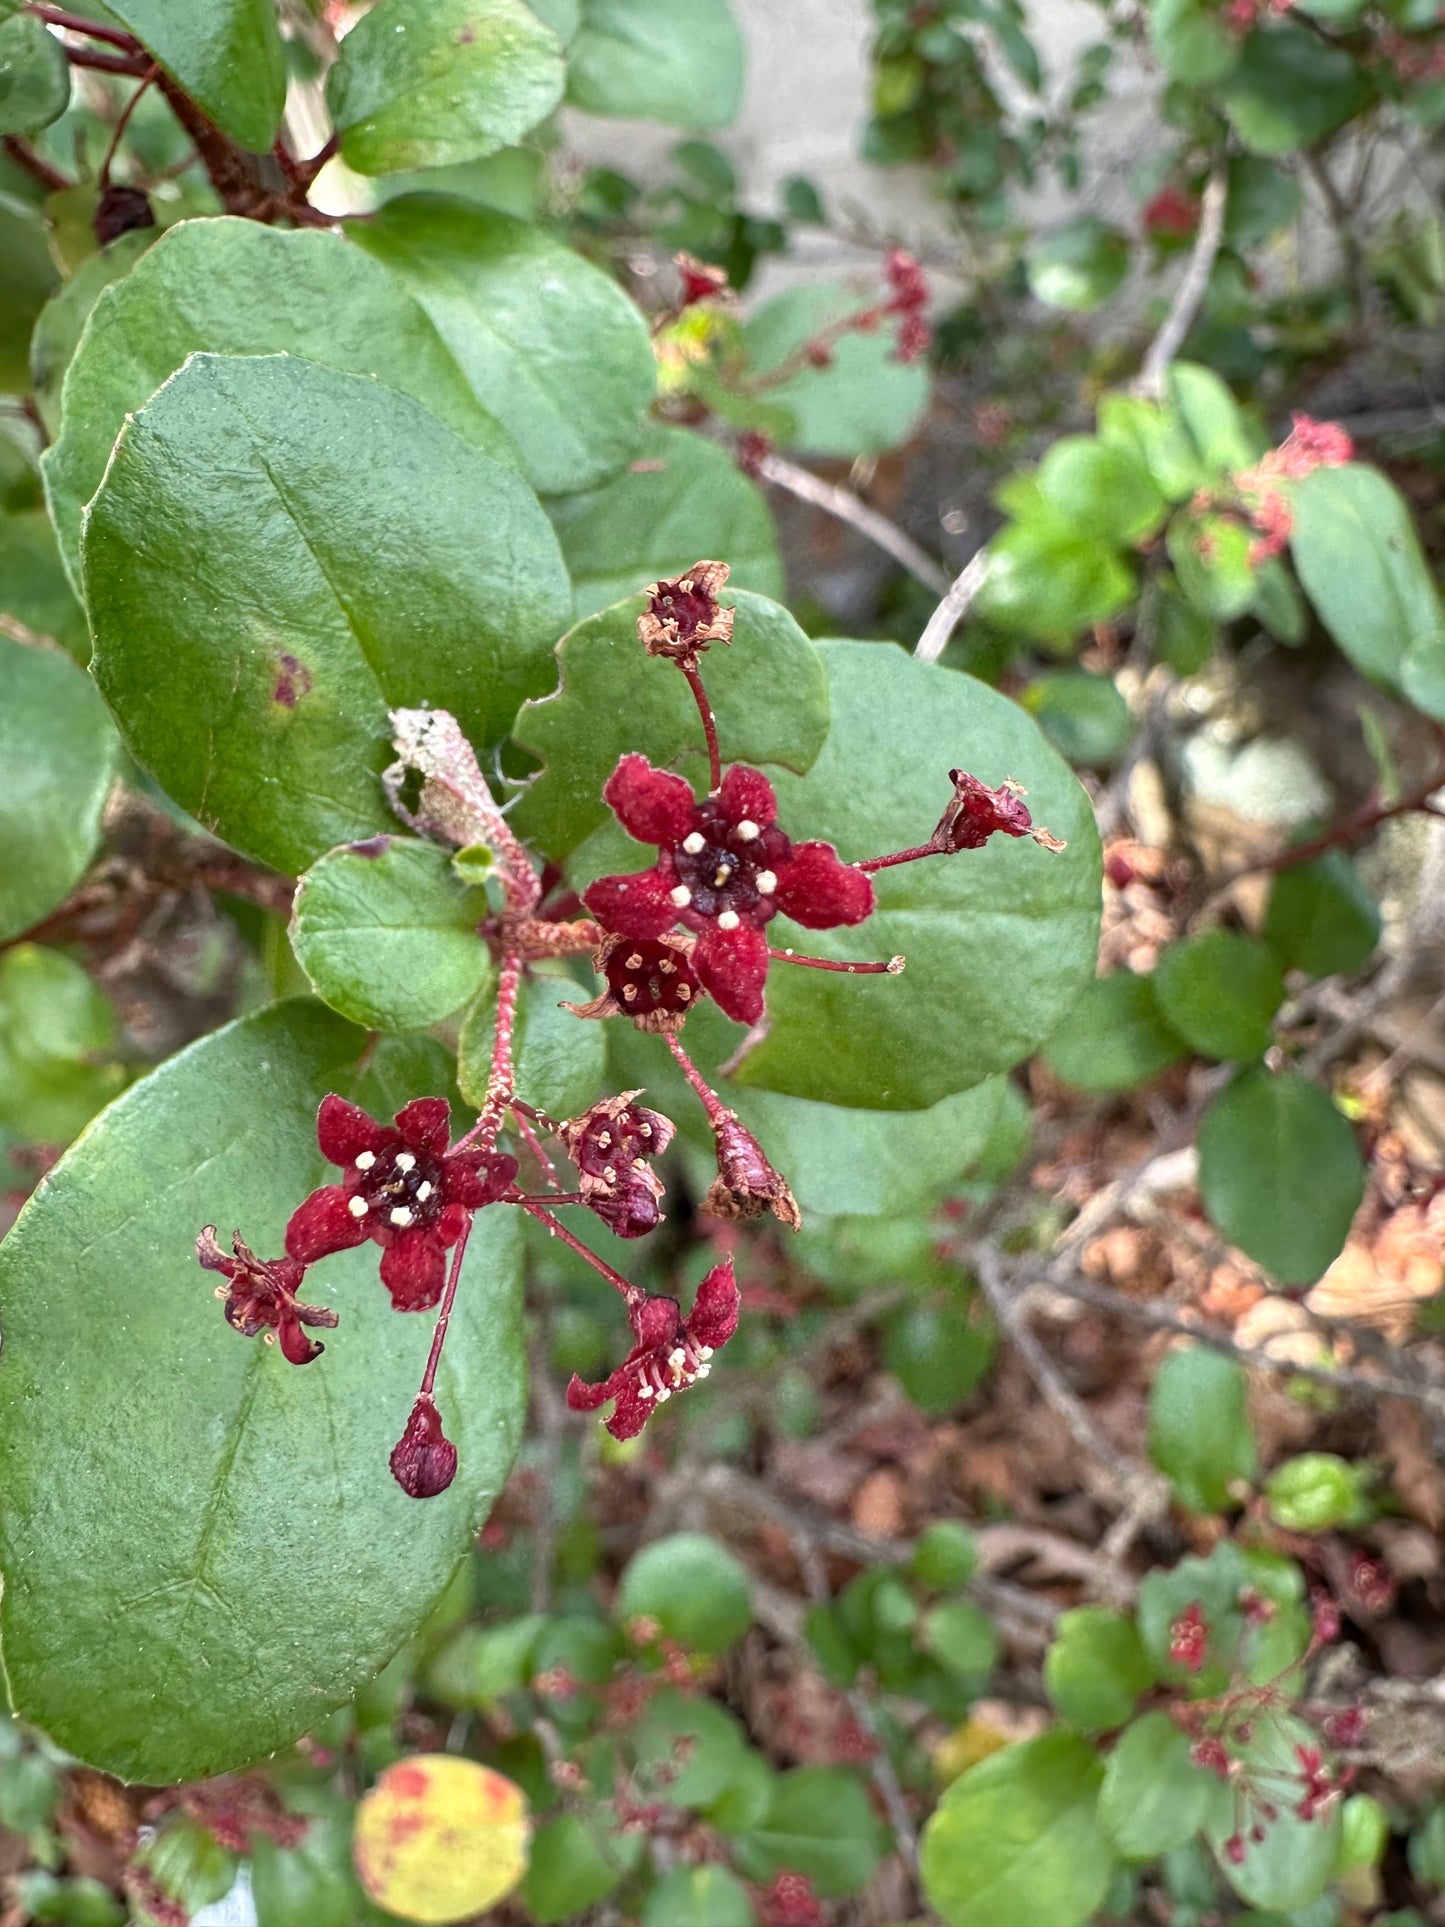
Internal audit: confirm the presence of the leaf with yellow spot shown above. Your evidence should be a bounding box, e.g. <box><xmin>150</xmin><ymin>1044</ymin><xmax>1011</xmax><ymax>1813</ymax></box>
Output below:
<box><xmin>353</xmin><ymin>1755</ymin><xmax>529</xmax><ymax>1924</ymax></box>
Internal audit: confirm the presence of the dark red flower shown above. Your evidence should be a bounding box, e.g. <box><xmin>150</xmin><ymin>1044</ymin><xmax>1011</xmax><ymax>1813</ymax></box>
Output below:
<box><xmin>676</xmin><ymin>251</ymin><xmax>729</xmax><ymax>307</ymax></box>
<box><xmin>95</xmin><ymin>182</ymin><xmax>156</xmax><ymax>246</ymax></box>
<box><xmin>1169</xmin><ymin>1601</ymin><xmax>1209</xmax><ymax>1672</ymax></box>
<box><xmin>637</xmin><ymin>559</ymin><xmax>734</xmax><ymax>662</ymax></box>
<box><xmin>556</xmin><ymin>1091</ymin><xmax>676</xmax><ymax>1239</ymax></box>
<box><xmin>196</xmin><ymin>1226</ymin><xmax>337</xmax><ymax>1366</ymax></box>
<box><xmin>933</xmin><ymin>769</ymin><xmax>1066</xmax><ymax>852</ymax></box>
<box><xmin>1143</xmin><ymin>186</ymin><xmax>1200</xmax><ymax>239</ymax></box>
<box><xmin>702</xmin><ymin>1111</ymin><xmax>801</xmax><ymax>1229</ymax></box>
<box><xmin>583</xmin><ymin>756</ymin><xmax>875</xmax><ymax>1024</ymax></box>
<box><xmin>565</xmin><ymin>1261</ymin><xmax>739</xmax><ymax>1440</ymax></box>
<box><xmin>389</xmin><ymin>1393</ymin><xmax>458</xmax><ymax>1498</ymax></box>
<box><xmin>284</xmin><ymin>1096</ymin><xmax>516</xmax><ymax>1311</ymax></box>
<box><xmin>565</xmin><ymin>932</ymin><xmax>703</xmax><ymax>1033</ymax></box>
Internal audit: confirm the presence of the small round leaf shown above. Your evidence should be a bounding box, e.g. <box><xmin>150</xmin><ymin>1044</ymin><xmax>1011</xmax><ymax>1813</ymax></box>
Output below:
<box><xmin>353</xmin><ymin>1756</ymin><xmax>529</xmax><ymax>1923</ymax></box>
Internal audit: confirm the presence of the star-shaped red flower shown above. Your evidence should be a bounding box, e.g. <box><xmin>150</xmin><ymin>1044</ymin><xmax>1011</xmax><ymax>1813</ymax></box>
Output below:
<box><xmin>583</xmin><ymin>756</ymin><xmax>874</xmax><ymax>1024</ymax></box>
<box><xmin>565</xmin><ymin>1261</ymin><xmax>739</xmax><ymax>1440</ymax></box>
<box><xmin>285</xmin><ymin>1096</ymin><xmax>516</xmax><ymax>1311</ymax></box>
<box><xmin>196</xmin><ymin>1226</ymin><xmax>337</xmax><ymax>1365</ymax></box>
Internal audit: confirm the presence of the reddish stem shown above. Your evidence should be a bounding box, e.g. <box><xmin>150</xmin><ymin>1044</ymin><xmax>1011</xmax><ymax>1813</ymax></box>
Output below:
<box><xmin>1212</xmin><ymin>759</ymin><xmax>1445</xmax><ymax>891</ymax></box>
<box><xmin>100</xmin><ymin>61</ymin><xmax>158</xmax><ymax>187</ymax></box>
<box><xmin>680</xmin><ymin>658</ymin><xmax>722</xmax><ymax>794</ymax></box>
<box><xmin>455</xmin><ymin>939</ymin><xmax>523</xmax><ymax>1151</ymax></box>
<box><xmin>768</xmin><ymin>945</ymin><xmax>904</xmax><ymax>975</ymax></box>
<box><xmin>665</xmin><ymin>1031</ymin><xmax>731</xmax><ymax>1129</ymax></box>
<box><xmin>513</xmin><ymin>1110</ymin><xmax>561</xmax><ymax>1191</ymax></box>
<box><xmin>857</xmin><ymin>841</ymin><xmax>941</xmax><ymax>874</ymax></box>
<box><xmin>297</xmin><ymin>131</ymin><xmax>339</xmax><ymax>186</ymax></box>
<box><xmin>418</xmin><ymin>1212</ymin><xmax>474</xmax><ymax>1399</ymax></box>
<box><xmin>515</xmin><ymin>1197</ymin><xmax>642</xmax><ymax>1308</ymax></box>
<box><xmin>2</xmin><ymin>135</ymin><xmax>70</xmax><ymax>191</ymax></box>
<box><xmin>62</xmin><ymin>44</ymin><xmax>149</xmax><ymax>73</ymax></box>
<box><xmin>26</xmin><ymin>4</ymin><xmax>141</xmax><ymax>49</ymax></box>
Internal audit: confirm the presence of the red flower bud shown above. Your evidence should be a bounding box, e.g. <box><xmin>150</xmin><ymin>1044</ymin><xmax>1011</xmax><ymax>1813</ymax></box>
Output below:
<box><xmin>703</xmin><ymin>1111</ymin><xmax>801</xmax><ymax>1230</ymax></box>
<box><xmin>389</xmin><ymin>1393</ymin><xmax>457</xmax><ymax>1499</ymax></box>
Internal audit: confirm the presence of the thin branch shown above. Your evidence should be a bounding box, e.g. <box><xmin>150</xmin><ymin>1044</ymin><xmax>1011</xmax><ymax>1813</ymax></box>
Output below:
<box><xmin>754</xmin><ymin>449</ymin><xmax>951</xmax><ymax>596</ymax></box>
<box><xmin>26</xmin><ymin>3</ymin><xmax>140</xmax><ymax>49</ymax></box>
<box><xmin>1135</xmin><ymin>163</ymin><xmax>1228</xmax><ymax>401</ymax></box>
<box><xmin>1305</xmin><ymin>150</ymin><xmax>1370</xmax><ymax>328</ymax></box>
<box><xmin>914</xmin><ymin>547</ymin><xmax>989</xmax><ymax>664</ymax></box>
<box><xmin>2</xmin><ymin>134</ymin><xmax>70</xmax><ymax>192</ymax></box>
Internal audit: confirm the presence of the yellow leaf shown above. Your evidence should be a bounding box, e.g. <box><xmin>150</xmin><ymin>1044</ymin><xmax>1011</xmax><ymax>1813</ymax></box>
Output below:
<box><xmin>353</xmin><ymin>1754</ymin><xmax>530</xmax><ymax>1925</ymax></box>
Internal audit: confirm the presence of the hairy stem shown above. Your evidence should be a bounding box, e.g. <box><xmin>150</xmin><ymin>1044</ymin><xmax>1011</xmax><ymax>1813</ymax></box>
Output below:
<box><xmin>515</xmin><ymin>1198</ymin><xmax>642</xmax><ymax>1307</ymax></box>
<box><xmin>418</xmin><ymin>1213</ymin><xmax>474</xmax><ymax>1399</ymax></box>
<box><xmin>664</xmin><ymin>1031</ymin><xmax>731</xmax><ymax>1129</ymax></box>
<box><xmin>769</xmin><ymin>945</ymin><xmax>904</xmax><ymax>975</ymax></box>
<box><xmin>680</xmin><ymin>657</ymin><xmax>722</xmax><ymax>793</ymax></box>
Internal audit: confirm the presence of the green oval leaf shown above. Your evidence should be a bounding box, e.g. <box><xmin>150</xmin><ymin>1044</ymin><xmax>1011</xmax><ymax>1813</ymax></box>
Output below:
<box><xmin>458</xmin><ymin>974</ymin><xmax>608</xmax><ymax>1121</ymax></box>
<box><xmin>0</xmin><ymin>945</ymin><xmax>126</xmax><ymax>1144</ymax></box>
<box><xmin>0</xmin><ymin>1001</ymin><xmax>526</xmax><ymax>1781</ymax></box>
<box><xmin>731</xmin><ymin>1767</ymin><xmax>885</xmax><ymax>1897</ymax></box>
<box><xmin>1263</xmin><ymin>854</ymin><xmax>1380</xmax><ymax>978</ymax></box>
<box><xmin>642</xmin><ymin>1865</ymin><xmax>756</xmax><ymax>1927</ymax></box>
<box><xmin>83</xmin><ymin>351</ymin><xmax>571</xmax><ymax>875</ymax></box>
<box><xmin>328</xmin><ymin>0</ymin><xmax>564</xmax><ymax>175</ymax></box>
<box><xmin>1152</xmin><ymin>930</ymin><xmax>1284</xmax><ymax>1062</ymax></box>
<box><xmin>0</xmin><ymin>12</ymin><xmax>69</xmax><ymax>136</ymax></box>
<box><xmin>0</xmin><ymin>636</ymin><xmax>118</xmax><ymax>942</ymax></box>
<box><xmin>351</xmin><ymin>195</ymin><xmax>655</xmax><ymax>496</ymax></box>
<box><xmin>1219</xmin><ymin>23</ymin><xmax>1371</xmax><ymax>156</ymax></box>
<box><xmin>101</xmin><ymin>0</ymin><xmax>284</xmax><ymax>150</ymax></box>
<box><xmin>1197</xmin><ymin>1068</ymin><xmax>1365</xmax><ymax>1284</ymax></box>
<box><xmin>1148</xmin><ymin>1345</ymin><xmax>1257</xmax><ymax>1514</ymax></box>
<box><xmin>741</xmin><ymin>283</ymin><xmax>929</xmax><ymax>458</ymax></box>
<box><xmin>546</xmin><ymin>423</ymin><xmax>783</xmax><ymax>618</ymax></box>
<box><xmin>1098</xmin><ymin>1712</ymin><xmax>1231</xmax><ymax>1860</ymax></box>
<box><xmin>567</xmin><ymin>0</ymin><xmax>744</xmax><ymax>128</ymax></box>
<box><xmin>512</xmin><ymin>587</ymin><xmax>828</xmax><ymax>859</ymax></box>
<box><xmin>702</xmin><ymin>643</ymin><xmax>1100</xmax><ymax>1109</ymax></box>
<box><xmin>1043</xmin><ymin>1607</ymin><xmax>1155</xmax><ymax>1734</ymax></box>
<box><xmin>1025</xmin><ymin>217</ymin><xmax>1130</xmax><ymax>312</ymax></box>
<box><xmin>617</xmin><ymin>1533</ymin><xmax>753</xmax><ymax>1653</ymax></box>
<box><xmin>292</xmin><ymin>837</ymin><xmax>494</xmax><ymax>1032</ymax></box>
<box><xmin>44</xmin><ymin>216</ymin><xmax>517</xmax><ymax>592</ymax></box>
<box><xmin>920</xmin><ymin>1732</ymin><xmax>1116</xmax><ymax>1927</ymax></box>
<box><xmin>28</xmin><ymin>229</ymin><xmax>155</xmax><ymax>440</ymax></box>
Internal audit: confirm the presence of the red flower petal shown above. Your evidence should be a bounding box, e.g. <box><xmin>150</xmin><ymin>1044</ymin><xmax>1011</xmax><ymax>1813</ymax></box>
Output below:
<box><xmin>435</xmin><ymin>1202</ymin><xmax>470</xmax><ymax>1247</ymax></box>
<box><xmin>771</xmin><ymin>841</ymin><xmax>874</xmax><ymax>929</ymax></box>
<box><xmin>379</xmin><ymin>1230</ymin><xmax>448</xmax><ymax>1311</ymax></box>
<box><xmin>716</xmin><ymin>764</ymin><xmax>776</xmax><ymax>830</ymax></box>
<box><xmin>316</xmin><ymin>1094</ymin><xmax>389</xmax><ymax>1167</ymax></box>
<box><xmin>396</xmin><ymin>1097</ymin><xmax>451</xmax><ymax>1155</ymax></box>
<box><xmin>285</xmin><ymin>1185</ymin><xmax>370</xmax><ymax>1264</ymax></box>
<box><xmin>604</xmin><ymin>753</ymin><xmax>699</xmax><ymax>846</ymax></box>
<box><xmin>277</xmin><ymin>1310</ymin><xmax>326</xmax><ymax>1365</ymax></box>
<box><xmin>566</xmin><ymin>1370</ymin><xmax>615</xmax><ymax>1412</ymax></box>
<box><xmin>444</xmin><ymin>1149</ymin><xmax>518</xmax><ymax>1209</ymax></box>
<box><xmin>584</xmin><ymin>867</ymin><xmax>679</xmax><ymax>941</ymax></box>
<box><xmin>601</xmin><ymin>1382</ymin><xmax>654</xmax><ymax>1441</ymax></box>
<box><xmin>692</xmin><ymin>920</ymin><xmax>771</xmax><ymax>1025</ymax></box>
<box><xmin>687</xmin><ymin>1259</ymin><xmax>740</xmax><ymax>1349</ymax></box>
<box><xmin>629</xmin><ymin>1293</ymin><xmax>686</xmax><ymax>1352</ymax></box>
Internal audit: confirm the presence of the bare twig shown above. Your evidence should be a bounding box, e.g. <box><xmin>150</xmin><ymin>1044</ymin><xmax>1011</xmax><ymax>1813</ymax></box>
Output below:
<box><xmin>1135</xmin><ymin>164</ymin><xmax>1228</xmax><ymax>401</ymax></box>
<box><xmin>2</xmin><ymin>134</ymin><xmax>70</xmax><ymax>192</ymax></box>
<box><xmin>754</xmin><ymin>450</ymin><xmax>951</xmax><ymax>596</ymax></box>
<box><xmin>914</xmin><ymin>548</ymin><xmax>989</xmax><ymax>664</ymax></box>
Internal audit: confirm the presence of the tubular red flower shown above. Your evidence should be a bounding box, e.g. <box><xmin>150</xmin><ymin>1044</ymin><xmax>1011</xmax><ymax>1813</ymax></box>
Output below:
<box><xmin>583</xmin><ymin>755</ymin><xmax>875</xmax><ymax>1025</ymax></box>
<box><xmin>566</xmin><ymin>1261</ymin><xmax>739</xmax><ymax>1440</ymax></box>
<box><xmin>285</xmin><ymin>1095</ymin><xmax>515</xmax><ymax>1310</ymax></box>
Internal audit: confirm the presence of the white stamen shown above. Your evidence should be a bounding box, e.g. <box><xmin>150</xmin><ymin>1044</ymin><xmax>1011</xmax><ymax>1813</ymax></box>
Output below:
<box><xmin>638</xmin><ymin>1382</ymin><xmax>655</xmax><ymax>1399</ymax></box>
<box><xmin>348</xmin><ymin>1196</ymin><xmax>369</xmax><ymax>1218</ymax></box>
<box><xmin>416</xmin><ymin>1180</ymin><xmax>434</xmax><ymax>1202</ymax></box>
<box><xmin>696</xmin><ymin>1363</ymin><xmax>711</xmax><ymax>1378</ymax></box>
<box><xmin>755</xmin><ymin>870</ymin><xmax>777</xmax><ymax>896</ymax></box>
<box><xmin>716</xmin><ymin>909</ymin><xmax>740</xmax><ymax>931</ymax></box>
<box><xmin>669</xmin><ymin>1347</ymin><xmax>687</xmax><ymax>1370</ymax></box>
<box><xmin>670</xmin><ymin>885</ymin><xmax>692</xmax><ymax>908</ymax></box>
<box><xmin>389</xmin><ymin>1206</ymin><xmax>414</xmax><ymax>1228</ymax></box>
<box><xmin>682</xmin><ymin>832</ymin><xmax>706</xmax><ymax>854</ymax></box>
<box><xmin>355</xmin><ymin>1151</ymin><xmax>376</xmax><ymax>1171</ymax></box>
<box><xmin>655</xmin><ymin>1387</ymin><xmax>672</xmax><ymax>1402</ymax></box>
<box><xmin>697</xmin><ymin>1345</ymin><xmax>714</xmax><ymax>1360</ymax></box>
<box><xmin>395</xmin><ymin>1151</ymin><xmax>416</xmax><ymax>1172</ymax></box>
<box><xmin>735</xmin><ymin>819</ymin><xmax>760</xmax><ymax>841</ymax></box>
<box><xmin>603</xmin><ymin>1166</ymin><xmax>618</xmax><ymax>1185</ymax></box>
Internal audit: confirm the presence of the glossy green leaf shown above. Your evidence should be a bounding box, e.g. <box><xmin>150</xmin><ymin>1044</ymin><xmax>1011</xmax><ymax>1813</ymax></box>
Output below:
<box><xmin>1036</xmin><ymin>437</ymin><xmax>1166</xmax><ymax>545</ymax></box>
<box><xmin>1168</xmin><ymin>511</ymin><xmax>1256</xmax><ymax>623</ymax></box>
<box><xmin>1148</xmin><ymin>1345</ymin><xmax>1257</xmax><ymax>1513</ymax></box>
<box><xmin>1044</xmin><ymin>1608</ymin><xmax>1155</xmax><ymax>1733</ymax></box>
<box><xmin>511</xmin><ymin>587</ymin><xmax>827</xmax><ymax>858</ymax></box>
<box><xmin>978</xmin><ymin>514</ymin><xmax>1136</xmax><ymax>647</ymax></box>
<box><xmin>911</xmin><ymin>1522</ymin><xmax>978</xmax><ymax>1591</ymax></box>
<box><xmin>1150</xmin><ymin>0</ymin><xmax>1238</xmax><ymax>83</ymax></box>
<box><xmin>1041</xmin><ymin>972</ymin><xmax>1187</xmax><ymax>1092</ymax></box>
<box><xmin>0</xmin><ymin>201</ymin><xmax>58</xmax><ymax>394</ymax></box>
<box><xmin>0</xmin><ymin>13</ymin><xmax>69</xmax><ymax>135</ymax></box>
<box><xmin>0</xmin><ymin>1002</ymin><xmax>527</xmax><ymax>1781</ymax></box>
<box><xmin>689</xmin><ymin>643</ymin><xmax>1101</xmax><ymax>1109</ymax></box>
<box><xmin>351</xmin><ymin>195</ymin><xmax>654</xmax><ymax>495</ymax></box>
<box><xmin>28</xmin><ymin>230</ymin><xmax>154</xmax><ymax>440</ymax></box>
<box><xmin>1291</xmin><ymin>464</ymin><xmax>1445</xmax><ymax>689</ymax></box>
<box><xmin>1168</xmin><ymin>362</ymin><xmax>1258</xmax><ymax>475</ymax></box>
<box><xmin>642</xmin><ymin>1865</ymin><xmax>756</xmax><ymax>1927</ymax></box>
<box><xmin>547</xmin><ymin>423</ymin><xmax>783</xmax><ymax>617</ymax></box>
<box><xmin>1197</xmin><ymin>1068</ymin><xmax>1364</xmax><ymax>1284</ymax></box>
<box><xmin>732</xmin><ymin>1768</ymin><xmax>886</xmax><ymax>1897</ymax></box>
<box><xmin>1265</xmin><ymin>1451</ymin><xmax>1370</xmax><ymax>1531</ymax></box>
<box><xmin>567</xmin><ymin>0</ymin><xmax>744</xmax><ymax>128</ymax></box>
<box><xmin>84</xmin><ymin>351</ymin><xmax>570</xmax><ymax>875</ymax></box>
<box><xmin>1025</xmin><ymin>218</ymin><xmax>1130</xmax><ymax>312</ymax></box>
<box><xmin>291</xmin><ymin>837</ymin><xmax>493</xmax><ymax>1032</ymax></box>
<box><xmin>1264</xmin><ymin>855</ymin><xmax>1380</xmax><ymax>978</ymax></box>
<box><xmin>1224</xmin><ymin>155</ymin><xmax>1304</xmax><ymax>247</ymax></box>
<box><xmin>924</xmin><ymin>1600</ymin><xmax>999</xmax><ymax>1681</ymax></box>
<box><xmin>0</xmin><ymin>945</ymin><xmax>125</xmax><ymax>1144</ymax></box>
<box><xmin>250</xmin><ymin>1790</ymin><xmax>372</xmax><ymax>1927</ymax></box>
<box><xmin>329</xmin><ymin>0</ymin><xmax>563</xmax><ymax>176</ymax></box>
<box><xmin>45</xmin><ymin>216</ymin><xmax>517</xmax><ymax>591</ymax></box>
<box><xmin>741</xmin><ymin>284</ymin><xmax>929</xmax><ymax>458</ymax></box>
<box><xmin>617</xmin><ymin>1533</ymin><xmax>753</xmax><ymax>1652</ymax></box>
<box><xmin>1207</xmin><ymin>1716</ymin><xmax>1341</xmax><ymax>1909</ymax></box>
<box><xmin>0</xmin><ymin>635</ymin><xmax>119</xmax><ymax>943</ymax></box>
<box><xmin>1022</xmin><ymin>671</ymin><xmax>1134</xmax><ymax>768</ymax></box>
<box><xmin>1152</xmin><ymin>930</ymin><xmax>1284</xmax><ymax>1061</ymax></box>
<box><xmin>920</xmin><ymin>1732</ymin><xmax>1115</xmax><ymax>1927</ymax></box>
<box><xmin>0</xmin><ymin>511</ymin><xmax>86</xmax><ymax>656</ymax></box>
<box><xmin>461</xmin><ymin>974</ymin><xmax>608</xmax><ymax>1123</ymax></box>
<box><xmin>634</xmin><ymin>1690</ymin><xmax>752</xmax><ymax>1808</ymax></box>
<box><xmin>519</xmin><ymin>1815</ymin><xmax>643</xmax><ymax>1924</ymax></box>
<box><xmin>104</xmin><ymin>0</ymin><xmax>286</xmax><ymax>152</ymax></box>
<box><xmin>1098</xmin><ymin>1712</ymin><xmax>1231</xmax><ymax>1859</ymax></box>
<box><xmin>1219</xmin><ymin>25</ymin><xmax>1371</xmax><ymax>155</ymax></box>
<box><xmin>884</xmin><ymin>1294</ymin><xmax>996</xmax><ymax>1415</ymax></box>
<box><xmin>1097</xmin><ymin>393</ymin><xmax>1207</xmax><ymax>502</ymax></box>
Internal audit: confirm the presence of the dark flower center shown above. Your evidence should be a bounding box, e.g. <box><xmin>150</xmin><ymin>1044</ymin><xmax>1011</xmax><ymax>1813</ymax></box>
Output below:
<box><xmin>349</xmin><ymin>1142</ymin><xmax>446</xmax><ymax>1234</ymax></box>
<box><xmin>668</xmin><ymin>805</ymin><xmax>789</xmax><ymax>926</ymax></box>
<box><xmin>605</xmin><ymin>939</ymin><xmax>700</xmax><ymax>1017</ymax></box>
<box><xmin>573</xmin><ymin>1106</ymin><xmax>658</xmax><ymax>1183</ymax></box>
<box><xmin>651</xmin><ymin>582</ymin><xmax>715</xmax><ymax>642</ymax></box>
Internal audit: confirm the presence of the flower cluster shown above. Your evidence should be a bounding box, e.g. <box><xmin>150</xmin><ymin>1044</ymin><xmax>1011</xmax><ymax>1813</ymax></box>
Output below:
<box><xmin>1226</xmin><ymin>413</ymin><xmax>1355</xmax><ymax>563</ymax></box>
<box><xmin>565</xmin><ymin>1262</ymin><xmax>739</xmax><ymax>1441</ymax></box>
